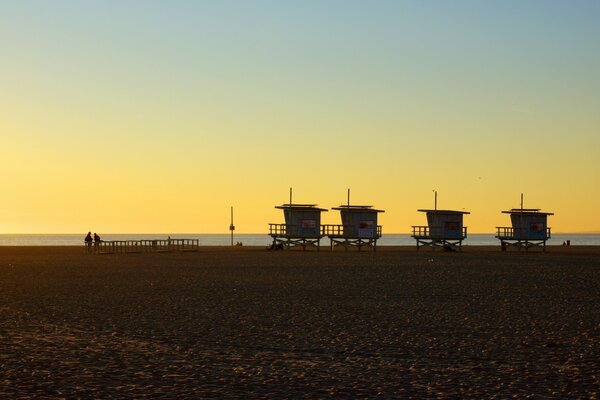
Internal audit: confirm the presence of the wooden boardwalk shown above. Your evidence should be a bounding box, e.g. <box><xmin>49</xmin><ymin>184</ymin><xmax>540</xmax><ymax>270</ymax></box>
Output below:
<box><xmin>89</xmin><ymin>239</ymin><xmax>199</xmax><ymax>254</ymax></box>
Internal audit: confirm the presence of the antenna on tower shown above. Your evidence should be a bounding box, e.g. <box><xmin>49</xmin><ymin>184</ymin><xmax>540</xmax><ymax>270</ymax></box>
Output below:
<box><xmin>289</xmin><ymin>187</ymin><xmax>293</xmax><ymax>235</ymax></box>
<box><xmin>520</xmin><ymin>193</ymin><xmax>524</xmax><ymax>211</ymax></box>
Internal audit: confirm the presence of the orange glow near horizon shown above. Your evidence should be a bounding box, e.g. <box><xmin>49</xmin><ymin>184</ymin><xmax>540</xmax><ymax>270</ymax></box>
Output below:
<box><xmin>1</xmin><ymin>2</ymin><xmax>599</xmax><ymax>234</ymax></box>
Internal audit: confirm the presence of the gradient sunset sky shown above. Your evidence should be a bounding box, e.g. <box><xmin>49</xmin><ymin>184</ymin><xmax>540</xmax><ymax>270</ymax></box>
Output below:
<box><xmin>2</xmin><ymin>1</ymin><xmax>599</xmax><ymax>233</ymax></box>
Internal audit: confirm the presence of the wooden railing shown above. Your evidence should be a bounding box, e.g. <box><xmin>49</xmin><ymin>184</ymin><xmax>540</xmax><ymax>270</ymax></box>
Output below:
<box><xmin>320</xmin><ymin>224</ymin><xmax>382</xmax><ymax>238</ymax></box>
<box><xmin>94</xmin><ymin>239</ymin><xmax>199</xmax><ymax>254</ymax></box>
<box><xmin>321</xmin><ymin>224</ymin><xmax>345</xmax><ymax>236</ymax></box>
<box><xmin>411</xmin><ymin>226</ymin><xmax>429</xmax><ymax>238</ymax></box>
<box><xmin>411</xmin><ymin>226</ymin><xmax>468</xmax><ymax>239</ymax></box>
<box><xmin>269</xmin><ymin>224</ymin><xmax>294</xmax><ymax>236</ymax></box>
<box><xmin>268</xmin><ymin>224</ymin><xmax>321</xmax><ymax>237</ymax></box>
<box><xmin>496</xmin><ymin>227</ymin><xmax>551</xmax><ymax>240</ymax></box>
<box><xmin>496</xmin><ymin>227</ymin><xmax>514</xmax><ymax>239</ymax></box>
<box><xmin>270</xmin><ymin>224</ymin><xmax>383</xmax><ymax>238</ymax></box>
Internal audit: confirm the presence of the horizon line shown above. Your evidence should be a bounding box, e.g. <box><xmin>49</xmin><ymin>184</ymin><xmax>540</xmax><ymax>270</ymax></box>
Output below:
<box><xmin>2</xmin><ymin>232</ymin><xmax>599</xmax><ymax>235</ymax></box>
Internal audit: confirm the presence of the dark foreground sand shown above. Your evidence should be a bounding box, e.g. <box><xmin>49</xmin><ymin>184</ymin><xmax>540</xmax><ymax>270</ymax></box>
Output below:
<box><xmin>1</xmin><ymin>246</ymin><xmax>599</xmax><ymax>399</ymax></box>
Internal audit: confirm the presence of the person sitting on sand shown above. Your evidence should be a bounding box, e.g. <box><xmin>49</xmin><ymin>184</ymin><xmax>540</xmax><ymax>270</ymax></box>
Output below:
<box><xmin>268</xmin><ymin>243</ymin><xmax>284</xmax><ymax>251</ymax></box>
<box><xmin>85</xmin><ymin>232</ymin><xmax>93</xmax><ymax>253</ymax></box>
<box><xmin>443</xmin><ymin>244</ymin><xmax>456</xmax><ymax>252</ymax></box>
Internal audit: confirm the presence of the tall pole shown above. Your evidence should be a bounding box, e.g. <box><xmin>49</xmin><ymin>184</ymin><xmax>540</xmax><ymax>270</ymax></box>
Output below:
<box><xmin>520</xmin><ymin>193</ymin><xmax>524</xmax><ymax>210</ymax></box>
<box><xmin>289</xmin><ymin>187</ymin><xmax>293</xmax><ymax>235</ymax></box>
<box><xmin>519</xmin><ymin>193</ymin><xmax>524</xmax><ymax>238</ymax></box>
<box><xmin>434</xmin><ymin>190</ymin><xmax>438</xmax><ymax>211</ymax></box>
<box><xmin>229</xmin><ymin>206</ymin><xmax>235</xmax><ymax>246</ymax></box>
<box><xmin>347</xmin><ymin>188</ymin><xmax>350</xmax><ymax>207</ymax></box>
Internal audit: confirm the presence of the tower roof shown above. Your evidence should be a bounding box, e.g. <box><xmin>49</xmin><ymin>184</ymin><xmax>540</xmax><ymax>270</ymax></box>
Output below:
<box><xmin>275</xmin><ymin>204</ymin><xmax>328</xmax><ymax>212</ymax></box>
<box><xmin>332</xmin><ymin>205</ymin><xmax>384</xmax><ymax>213</ymax></box>
<box><xmin>502</xmin><ymin>208</ymin><xmax>553</xmax><ymax>216</ymax></box>
<box><xmin>417</xmin><ymin>209</ymin><xmax>470</xmax><ymax>215</ymax></box>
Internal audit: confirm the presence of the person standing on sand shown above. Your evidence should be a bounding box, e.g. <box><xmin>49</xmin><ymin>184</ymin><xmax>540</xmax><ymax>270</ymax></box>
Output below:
<box><xmin>85</xmin><ymin>232</ymin><xmax>93</xmax><ymax>253</ymax></box>
<box><xmin>93</xmin><ymin>233</ymin><xmax>101</xmax><ymax>252</ymax></box>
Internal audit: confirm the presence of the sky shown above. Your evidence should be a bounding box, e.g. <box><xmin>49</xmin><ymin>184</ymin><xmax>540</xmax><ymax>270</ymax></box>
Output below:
<box><xmin>1</xmin><ymin>0</ymin><xmax>599</xmax><ymax>234</ymax></box>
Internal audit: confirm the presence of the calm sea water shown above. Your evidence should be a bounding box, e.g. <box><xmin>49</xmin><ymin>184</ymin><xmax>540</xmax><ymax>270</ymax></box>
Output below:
<box><xmin>0</xmin><ymin>233</ymin><xmax>598</xmax><ymax>246</ymax></box>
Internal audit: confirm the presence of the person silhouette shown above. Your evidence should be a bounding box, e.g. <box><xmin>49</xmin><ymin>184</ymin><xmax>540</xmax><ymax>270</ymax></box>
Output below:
<box><xmin>85</xmin><ymin>232</ymin><xmax>93</xmax><ymax>253</ymax></box>
<box><xmin>93</xmin><ymin>233</ymin><xmax>101</xmax><ymax>252</ymax></box>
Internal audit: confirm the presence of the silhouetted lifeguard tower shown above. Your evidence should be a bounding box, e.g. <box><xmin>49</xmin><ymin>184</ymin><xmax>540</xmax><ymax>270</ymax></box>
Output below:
<box><xmin>268</xmin><ymin>188</ymin><xmax>327</xmax><ymax>250</ymax></box>
<box><xmin>496</xmin><ymin>194</ymin><xmax>553</xmax><ymax>252</ymax></box>
<box><xmin>322</xmin><ymin>190</ymin><xmax>384</xmax><ymax>251</ymax></box>
<box><xmin>411</xmin><ymin>192</ymin><xmax>469</xmax><ymax>251</ymax></box>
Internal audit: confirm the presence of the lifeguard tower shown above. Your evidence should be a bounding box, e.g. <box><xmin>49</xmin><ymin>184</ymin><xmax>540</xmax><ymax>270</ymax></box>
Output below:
<box><xmin>496</xmin><ymin>195</ymin><xmax>553</xmax><ymax>252</ymax></box>
<box><xmin>322</xmin><ymin>190</ymin><xmax>384</xmax><ymax>251</ymax></box>
<box><xmin>411</xmin><ymin>192</ymin><xmax>469</xmax><ymax>251</ymax></box>
<box><xmin>268</xmin><ymin>189</ymin><xmax>327</xmax><ymax>250</ymax></box>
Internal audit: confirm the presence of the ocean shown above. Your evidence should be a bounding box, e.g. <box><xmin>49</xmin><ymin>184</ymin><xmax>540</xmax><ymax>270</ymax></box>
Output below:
<box><xmin>0</xmin><ymin>233</ymin><xmax>598</xmax><ymax>246</ymax></box>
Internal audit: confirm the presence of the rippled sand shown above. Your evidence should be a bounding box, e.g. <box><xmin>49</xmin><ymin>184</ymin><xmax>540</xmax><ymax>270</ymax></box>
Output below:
<box><xmin>1</xmin><ymin>246</ymin><xmax>599</xmax><ymax>398</ymax></box>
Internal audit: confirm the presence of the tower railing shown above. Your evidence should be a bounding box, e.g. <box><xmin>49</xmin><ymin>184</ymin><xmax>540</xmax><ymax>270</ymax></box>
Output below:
<box><xmin>321</xmin><ymin>224</ymin><xmax>382</xmax><ymax>238</ymax></box>
<box><xmin>411</xmin><ymin>226</ymin><xmax>468</xmax><ymax>239</ymax></box>
<box><xmin>495</xmin><ymin>227</ymin><xmax>551</xmax><ymax>240</ymax></box>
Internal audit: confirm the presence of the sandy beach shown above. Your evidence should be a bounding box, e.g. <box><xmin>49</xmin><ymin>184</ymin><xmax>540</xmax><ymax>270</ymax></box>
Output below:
<box><xmin>1</xmin><ymin>246</ymin><xmax>599</xmax><ymax>398</ymax></box>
